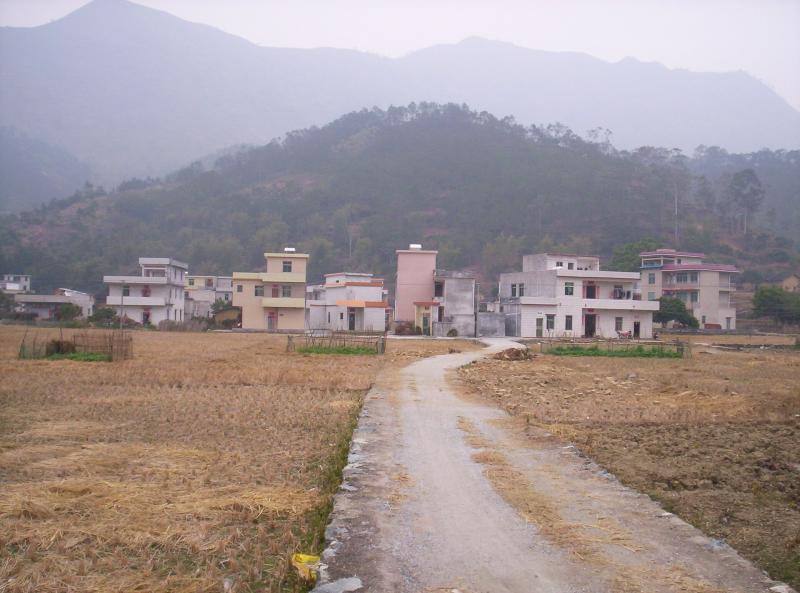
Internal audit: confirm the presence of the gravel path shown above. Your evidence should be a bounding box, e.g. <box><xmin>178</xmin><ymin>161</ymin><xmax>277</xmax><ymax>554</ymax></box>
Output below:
<box><xmin>313</xmin><ymin>339</ymin><xmax>791</xmax><ymax>593</ymax></box>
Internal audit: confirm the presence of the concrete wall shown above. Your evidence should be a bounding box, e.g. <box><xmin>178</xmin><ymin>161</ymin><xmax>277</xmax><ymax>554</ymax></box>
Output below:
<box><xmin>478</xmin><ymin>312</ymin><xmax>505</xmax><ymax>337</ymax></box>
<box><xmin>434</xmin><ymin>275</ymin><xmax>475</xmax><ymax>337</ymax></box>
<box><xmin>519</xmin><ymin>304</ymin><xmax>653</xmax><ymax>339</ymax></box>
<box><xmin>498</xmin><ymin>271</ymin><xmax>557</xmax><ymax>299</ymax></box>
<box><xmin>395</xmin><ymin>250</ymin><xmax>437</xmax><ymax>322</ymax></box>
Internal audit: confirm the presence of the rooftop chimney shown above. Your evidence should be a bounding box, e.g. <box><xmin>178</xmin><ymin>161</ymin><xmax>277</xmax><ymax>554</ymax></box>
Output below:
<box><xmin>409</xmin><ymin>243</ymin><xmax>422</xmax><ymax>250</ymax></box>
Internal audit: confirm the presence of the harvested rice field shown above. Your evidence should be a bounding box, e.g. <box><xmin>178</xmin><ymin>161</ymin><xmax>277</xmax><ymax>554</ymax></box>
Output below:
<box><xmin>0</xmin><ymin>326</ymin><xmax>479</xmax><ymax>593</ymax></box>
<box><xmin>457</xmin><ymin>345</ymin><xmax>800</xmax><ymax>589</ymax></box>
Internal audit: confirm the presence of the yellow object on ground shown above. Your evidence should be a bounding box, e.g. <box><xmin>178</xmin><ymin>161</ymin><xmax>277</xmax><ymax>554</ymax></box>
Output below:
<box><xmin>291</xmin><ymin>553</ymin><xmax>321</xmax><ymax>582</ymax></box>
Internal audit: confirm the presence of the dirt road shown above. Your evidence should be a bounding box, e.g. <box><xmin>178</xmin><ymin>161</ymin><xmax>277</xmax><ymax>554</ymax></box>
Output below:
<box><xmin>313</xmin><ymin>340</ymin><xmax>790</xmax><ymax>593</ymax></box>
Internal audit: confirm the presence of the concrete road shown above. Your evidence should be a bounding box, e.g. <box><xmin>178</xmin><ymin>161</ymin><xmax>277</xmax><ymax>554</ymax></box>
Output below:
<box><xmin>313</xmin><ymin>339</ymin><xmax>790</xmax><ymax>593</ymax></box>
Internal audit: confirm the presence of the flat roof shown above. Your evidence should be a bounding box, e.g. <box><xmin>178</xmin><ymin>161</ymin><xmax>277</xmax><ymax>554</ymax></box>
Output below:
<box><xmin>324</xmin><ymin>272</ymin><xmax>374</xmax><ymax>277</ymax></box>
<box><xmin>139</xmin><ymin>257</ymin><xmax>189</xmax><ymax>269</ymax></box>
<box><xmin>264</xmin><ymin>252</ymin><xmax>309</xmax><ymax>259</ymax></box>
<box><xmin>639</xmin><ymin>249</ymin><xmax>705</xmax><ymax>258</ymax></box>
<box><xmin>396</xmin><ymin>249</ymin><xmax>438</xmax><ymax>254</ymax></box>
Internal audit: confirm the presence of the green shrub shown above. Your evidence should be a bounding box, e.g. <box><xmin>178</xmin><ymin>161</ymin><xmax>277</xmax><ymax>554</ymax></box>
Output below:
<box><xmin>547</xmin><ymin>345</ymin><xmax>682</xmax><ymax>358</ymax></box>
<box><xmin>297</xmin><ymin>345</ymin><xmax>376</xmax><ymax>355</ymax></box>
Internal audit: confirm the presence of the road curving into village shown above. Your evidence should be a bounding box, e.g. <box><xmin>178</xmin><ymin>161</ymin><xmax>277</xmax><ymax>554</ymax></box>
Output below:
<box><xmin>312</xmin><ymin>338</ymin><xmax>791</xmax><ymax>593</ymax></box>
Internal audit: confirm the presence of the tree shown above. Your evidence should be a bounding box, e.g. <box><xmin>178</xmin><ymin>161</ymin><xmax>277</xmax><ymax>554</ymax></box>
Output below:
<box><xmin>211</xmin><ymin>298</ymin><xmax>233</xmax><ymax>315</ymax></box>
<box><xmin>726</xmin><ymin>169</ymin><xmax>764</xmax><ymax>235</ymax></box>
<box><xmin>55</xmin><ymin>302</ymin><xmax>81</xmax><ymax>321</ymax></box>
<box><xmin>0</xmin><ymin>291</ymin><xmax>15</xmax><ymax>318</ymax></box>
<box><xmin>752</xmin><ymin>286</ymin><xmax>800</xmax><ymax>324</ymax></box>
<box><xmin>88</xmin><ymin>307</ymin><xmax>118</xmax><ymax>327</ymax></box>
<box><xmin>654</xmin><ymin>297</ymin><xmax>699</xmax><ymax>328</ymax></box>
<box><xmin>608</xmin><ymin>238</ymin><xmax>661</xmax><ymax>272</ymax></box>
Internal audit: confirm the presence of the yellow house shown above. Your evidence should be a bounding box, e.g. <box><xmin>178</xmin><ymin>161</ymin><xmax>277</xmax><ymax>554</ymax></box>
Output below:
<box><xmin>232</xmin><ymin>249</ymin><xmax>308</xmax><ymax>331</ymax></box>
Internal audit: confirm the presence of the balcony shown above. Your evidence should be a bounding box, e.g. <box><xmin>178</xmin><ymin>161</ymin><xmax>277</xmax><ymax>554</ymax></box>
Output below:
<box><xmin>106</xmin><ymin>296</ymin><xmax>167</xmax><ymax>307</ymax></box>
<box><xmin>104</xmin><ymin>275</ymin><xmax>168</xmax><ymax>285</ymax></box>
<box><xmin>260</xmin><ymin>297</ymin><xmax>305</xmax><ymax>309</ymax></box>
<box><xmin>582</xmin><ymin>298</ymin><xmax>659</xmax><ymax>311</ymax></box>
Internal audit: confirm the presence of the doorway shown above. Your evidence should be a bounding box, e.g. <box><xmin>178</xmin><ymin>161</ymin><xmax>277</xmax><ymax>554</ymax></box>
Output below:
<box><xmin>142</xmin><ymin>310</ymin><xmax>151</xmax><ymax>325</ymax></box>
<box><xmin>271</xmin><ymin>285</ymin><xmax>280</xmax><ymax>298</ymax></box>
<box><xmin>348</xmin><ymin>309</ymin><xmax>356</xmax><ymax>331</ymax></box>
<box><xmin>422</xmin><ymin>313</ymin><xmax>430</xmax><ymax>335</ymax></box>
<box><xmin>267</xmin><ymin>311</ymin><xmax>277</xmax><ymax>331</ymax></box>
<box><xmin>584</xmin><ymin>314</ymin><xmax>596</xmax><ymax>337</ymax></box>
<box><xmin>585</xmin><ymin>284</ymin><xmax>597</xmax><ymax>299</ymax></box>
<box><xmin>633</xmin><ymin>321</ymin><xmax>641</xmax><ymax>339</ymax></box>
<box><xmin>535</xmin><ymin>317</ymin><xmax>543</xmax><ymax>338</ymax></box>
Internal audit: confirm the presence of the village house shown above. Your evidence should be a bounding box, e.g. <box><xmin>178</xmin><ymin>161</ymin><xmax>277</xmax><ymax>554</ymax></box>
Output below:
<box><xmin>14</xmin><ymin>288</ymin><xmax>94</xmax><ymax>320</ymax></box>
<box><xmin>104</xmin><ymin>257</ymin><xmax>188</xmax><ymax>325</ymax></box>
<box><xmin>499</xmin><ymin>253</ymin><xmax>658</xmax><ymax>339</ymax></box>
<box><xmin>184</xmin><ymin>275</ymin><xmax>233</xmax><ymax>318</ymax></box>
<box><xmin>1</xmin><ymin>273</ymin><xmax>31</xmax><ymax>294</ymax></box>
<box><xmin>781</xmin><ymin>274</ymin><xmax>800</xmax><ymax>293</ymax></box>
<box><xmin>394</xmin><ymin>244</ymin><xmax>476</xmax><ymax>336</ymax></box>
<box><xmin>307</xmin><ymin>272</ymin><xmax>388</xmax><ymax>331</ymax></box>
<box><xmin>640</xmin><ymin>249</ymin><xmax>739</xmax><ymax>329</ymax></box>
<box><xmin>232</xmin><ymin>248</ymin><xmax>308</xmax><ymax>331</ymax></box>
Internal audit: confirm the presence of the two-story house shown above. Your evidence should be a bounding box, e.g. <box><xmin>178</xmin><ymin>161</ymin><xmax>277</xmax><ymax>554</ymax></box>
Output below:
<box><xmin>499</xmin><ymin>253</ymin><xmax>658</xmax><ymax>338</ymax></box>
<box><xmin>232</xmin><ymin>249</ymin><xmax>308</xmax><ymax>331</ymax></box>
<box><xmin>307</xmin><ymin>272</ymin><xmax>388</xmax><ymax>331</ymax></box>
<box><xmin>184</xmin><ymin>275</ymin><xmax>233</xmax><ymax>318</ymax></box>
<box><xmin>104</xmin><ymin>257</ymin><xmax>188</xmax><ymax>325</ymax></box>
<box><xmin>640</xmin><ymin>249</ymin><xmax>739</xmax><ymax>329</ymax></box>
<box><xmin>1</xmin><ymin>273</ymin><xmax>31</xmax><ymax>294</ymax></box>
<box><xmin>394</xmin><ymin>244</ymin><xmax>476</xmax><ymax>336</ymax></box>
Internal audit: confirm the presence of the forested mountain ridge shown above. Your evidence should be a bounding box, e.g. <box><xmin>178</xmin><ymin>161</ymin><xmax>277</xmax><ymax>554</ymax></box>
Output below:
<box><xmin>1</xmin><ymin>0</ymin><xmax>798</xmax><ymax>211</ymax></box>
<box><xmin>1</xmin><ymin>104</ymin><xmax>797</xmax><ymax>296</ymax></box>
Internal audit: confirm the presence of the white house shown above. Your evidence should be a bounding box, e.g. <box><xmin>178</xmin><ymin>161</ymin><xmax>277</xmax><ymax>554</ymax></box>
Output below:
<box><xmin>184</xmin><ymin>275</ymin><xmax>233</xmax><ymax>318</ymax></box>
<box><xmin>104</xmin><ymin>257</ymin><xmax>188</xmax><ymax>325</ymax></box>
<box><xmin>1</xmin><ymin>273</ymin><xmax>31</xmax><ymax>294</ymax></box>
<box><xmin>14</xmin><ymin>288</ymin><xmax>94</xmax><ymax>319</ymax></box>
<box><xmin>499</xmin><ymin>253</ymin><xmax>659</xmax><ymax>339</ymax></box>
<box><xmin>307</xmin><ymin>272</ymin><xmax>388</xmax><ymax>331</ymax></box>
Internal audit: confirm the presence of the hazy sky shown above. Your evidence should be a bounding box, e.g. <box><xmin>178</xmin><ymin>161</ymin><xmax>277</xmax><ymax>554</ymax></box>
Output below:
<box><xmin>2</xmin><ymin>0</ymin><xmax>799</xmax><ymax>110</ymax></box>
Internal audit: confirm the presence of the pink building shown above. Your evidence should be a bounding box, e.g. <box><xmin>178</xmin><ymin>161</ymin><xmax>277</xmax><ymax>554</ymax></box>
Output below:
<box><xmin>394</xmin><ymin>244</ymin><xmax>438</xmax><ymax>323</ymax></box>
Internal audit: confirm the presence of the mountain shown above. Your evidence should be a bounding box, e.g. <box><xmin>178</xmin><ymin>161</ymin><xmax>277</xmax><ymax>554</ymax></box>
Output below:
<box><xmin>1</xmin><ymin>104</ymin><xmax>796</xmax><ymax>295</ymax></box>
<box><xmin>0</xmin><ymin>127</ymin><xmax>91</xmax><ymax>213</ymax></box>
<box><xmin>1</xmin><ymin>0</ymin><xmax>798</xmax><ymax>203</ymax></box>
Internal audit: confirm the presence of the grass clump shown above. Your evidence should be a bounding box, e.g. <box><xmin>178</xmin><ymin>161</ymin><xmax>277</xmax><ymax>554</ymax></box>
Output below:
<box><xmin>46</xmin><ymin>351</ymin><xmax>112</xmax><ymax>362</ymax></box>
<box><xmin>297</xmin><ymin>345</ymin><xmax>376</xmax><ymax>355</ymax></box>
<box><xmin>547</xmin><ymin>345</ymin><xmax>682</xmax><ymax>358</ymax></box>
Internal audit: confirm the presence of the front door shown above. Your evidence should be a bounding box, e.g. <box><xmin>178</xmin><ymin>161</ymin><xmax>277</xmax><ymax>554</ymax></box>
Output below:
<box><xmin>267</xmin><ymin>311</ymin><xmax>277</xmax><ymax>331</ymax></box>
<box><xmin>585</xmin><ymin>314</ymin><xmax>596</xmax><ymax>337</ymax></box>
<box><xmin>535</xmin><ymin>317</ymin><xmax>543</xmax><ymax>338</ymax></box>
<box><xmin>422</xmin><ymin>313</ymin><xmax>430</xmax><ymax>336</ymax></box>
<box><xmin>633</xmin><ymin>321</ymin><xmax>641</xmax><ymax>339</ymax></box>
<box><xmin>348</xmin><ymin>309</ymin><xmax>356</xmax><ymax>331</ymax></box>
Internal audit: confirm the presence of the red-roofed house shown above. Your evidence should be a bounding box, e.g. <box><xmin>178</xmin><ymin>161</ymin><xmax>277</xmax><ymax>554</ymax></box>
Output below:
<box><xmin>306</xmin><ymin>272</ymin><xmax>388</xmax><ymax>331</ymax></box>
<box><xmin>640</xmin><ymin>249</ymin><xmax>739</xmax><ymax>329</ymax></box>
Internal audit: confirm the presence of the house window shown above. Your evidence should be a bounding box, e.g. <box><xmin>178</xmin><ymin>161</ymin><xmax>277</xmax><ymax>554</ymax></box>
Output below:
<box><xmin>613</xmin><ymin>284</ymin><xmax>624</xmax><ymax>299</ymax></box>
<box><xmin>281</xmin><ymin>285</ymin><xmax>292</xmax><ymax>298</ymax></box>
<box><xmin>340</xmin><ymin>312</ymin><xmax>344</xmax><ymax>320</ymax></box>
<box><xmin>237</xmin><ymin>285</ymin><xmax>243</xmax><ymax>293</ymax></box>
<box><xmin>702</xmin><ymin>315</ymin><xmax>706</xmax><ymax>325</ymax></box>
<box><xmin>224</xmin><ymin>294</ymin><xmax>230</xmax><ymax>301</ymax></box>
<box><xmin>648</xmin><ymin>291</ymin><xmax>656</xmax><ymax>301</ymax></box>
<box><xmin>615</xmin><ymin>317</ymin><xmax>623</xmax><ymax>332</ymax></box>
<box><xmin>676</xmin><ymin>272</ymin><xmax>688</xmax><ymax>283</ymax></box>
<box><xmin>205</xmin><ymin>278</ymin><xmax>214</xmax><ymax>288</ymax></box>
<box><xmin>188</xmin><ymin>278</ymin><xmax>194</xmax><ymax>286</ymax></box>
<box><xmin>648</xmin><ymin>273</ymin><xmax>656</xmax><ymax>284</ymax></box>
<box><xmin>510</xmin><ymin>284</ymin><xmax>517</xmax><ymax>297</ymax></box>
<box><xmin>255</xmin><ymin>285</ymin><xmax>264</xmax><ymax>297</ymax></box>
<box><xmin>689</xmin><ymin>272</ymin><xmax>698</xmax><ymax>283</ymax></box>
<box><xmin>434</xmin><ymin>282</ymin><xmax>444</xmax><ymax>297</ymax></box>
<box><xmin>184</xmin><ymin>291</ymin><xmax>189</xmax><ymax>299</ymax></box>
<box><xmin>565</xmin><ymin>315</ymin><xmax>573</xmax><ymax>331</ymax></box>
<box><xmin>122</xmin><ymin>285</ymin><xmax>130</xmax><ymax>297</ymax></box>
<box><xmin>564</xmin><ymin>282</ymin><xmax>574</xmax><ymax>296</ymax></box>
<box><xmin>546</xmin><ymin>314</ymin><xmax>555</xmax><ymax>330</ymax></box>
<box><xmin>518</xmin><ymin>283</ymin><xmax>525</xmax><ymax>296</ymax></box>
<box><xmin>555</xmin><ymin>261</ymin><xmax>563</xmax><ymax>268</ymax></box>
<box><xmin>283</xmin><ymin>261</ymin><xmax>292</xmax><ymax>273</ymax></box>
<box><xmin>690</xmin><ymin>291</ymin><xmax>699</xmax><ymax>303</ymax></box>
<box><xmin>568</xmin><ymin>262</ymin><xmax>574</xmax><ymax>270</ymax></box>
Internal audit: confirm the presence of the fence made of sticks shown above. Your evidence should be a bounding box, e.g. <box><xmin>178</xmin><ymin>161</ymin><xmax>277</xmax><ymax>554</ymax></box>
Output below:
<box><xmin>18</xmin><ymin>330</ymin><xmax>133</xmax><ymax>361</ymax></box>
<box><xmin>538</xmin><ymin>338</ymin><xmax>690</xmax><ymax>357</ymax></box>
<box><xmin>287</xmin><ymin>330</ymin><xmax>387</xmax><ymax>354</ymax></box>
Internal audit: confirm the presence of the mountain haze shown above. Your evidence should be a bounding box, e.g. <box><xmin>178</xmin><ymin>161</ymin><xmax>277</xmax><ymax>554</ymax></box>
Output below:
<box><xmin>1</xmin><ymin>0</ymin><xmax>798</xmax><ymax>207</ymax></box>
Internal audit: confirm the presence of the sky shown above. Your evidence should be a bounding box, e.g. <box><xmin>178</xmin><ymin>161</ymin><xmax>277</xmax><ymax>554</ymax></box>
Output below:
<box><xmin>1</xmin><ymin>0</ymin><xmax>799</xmax><ymax>110</ymax></box>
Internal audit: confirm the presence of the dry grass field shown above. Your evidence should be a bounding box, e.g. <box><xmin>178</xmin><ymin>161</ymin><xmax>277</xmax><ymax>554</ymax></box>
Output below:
<box><xmin>457</xmin><ymin>347</ymin><xmax>800</xmax><ymax>589</ymax></box>
<box><xmin>0</xmin><ymin>326</ymin><xmax>479</xmax><ymax>593</ymax></box>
